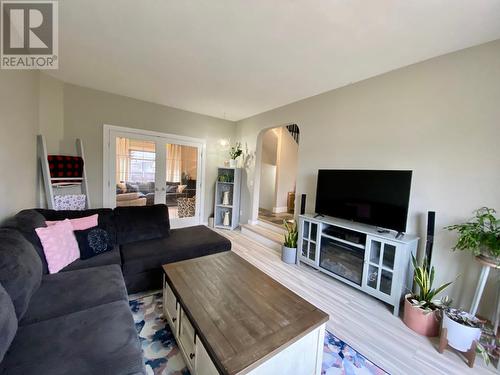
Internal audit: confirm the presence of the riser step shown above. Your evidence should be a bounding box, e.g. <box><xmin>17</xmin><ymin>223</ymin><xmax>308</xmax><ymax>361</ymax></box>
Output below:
<box><xmin>241</xmin><ymin>224</ymin><xmax>283</xmax><ymax>252</ymax></box>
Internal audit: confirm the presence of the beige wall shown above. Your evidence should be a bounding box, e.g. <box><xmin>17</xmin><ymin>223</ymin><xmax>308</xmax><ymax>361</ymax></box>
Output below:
<box><xmin>61</xmin><ymin>83</ymin><xmax>236</xmax><ymax>221</ymax></box>
<box><xmin>236</xmin><ymin>40</ymin><xmax>500</xmax><ymax>317</ymax></box>
<box><xmin>0</xmin><ymin>71</ymin><xmax>40</xmax><ymax>221</ymax></box>
<box><xmin>39</xmin><ymin>73</ymin><xmax>64</xmax><ymax>154</ymax></box>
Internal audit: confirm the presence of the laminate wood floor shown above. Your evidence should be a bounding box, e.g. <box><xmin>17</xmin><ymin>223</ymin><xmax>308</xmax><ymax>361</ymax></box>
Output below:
<box><xmin>215</xmin><ymin>229</ymin><xmax>496</xmax><ymax>375</ymax></box>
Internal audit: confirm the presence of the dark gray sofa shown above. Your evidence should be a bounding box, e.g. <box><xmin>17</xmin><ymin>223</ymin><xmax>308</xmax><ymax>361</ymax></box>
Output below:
<box><xmin>0</xmin><ymin>204</ymin><xmax>231</xmax><ymax>375</ymax></box>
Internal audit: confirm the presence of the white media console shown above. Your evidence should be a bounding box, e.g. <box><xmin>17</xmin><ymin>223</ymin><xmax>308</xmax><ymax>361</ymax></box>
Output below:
<box><xmin>298</xmin><ymin>214</ymin><xmax>419</xmax><ymax>316</ymax></box>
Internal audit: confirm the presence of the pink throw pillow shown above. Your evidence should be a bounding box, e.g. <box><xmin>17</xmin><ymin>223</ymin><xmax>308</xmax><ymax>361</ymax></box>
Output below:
<box><xmin>46</xmin><ymin>214</ymin><xmax>98</xmax><ymax>231</ymax></box>
<box><xmin>35</xmin><ymin>219</ymin><xmax>80</xmax><ymax>274</ymax></box>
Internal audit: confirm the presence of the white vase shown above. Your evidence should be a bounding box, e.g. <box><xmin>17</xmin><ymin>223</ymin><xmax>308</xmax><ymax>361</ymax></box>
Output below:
<box><xmin>442</xmin><ymin>313</ymin><xmax>481</xmax><ymax>352</ymax></box>
<box><xmin>229</xmin><ymin>159</ymin><xmax>237</xmax><ymax>168</ymax></box>
<box><xmin>223</xmin><ymin>211</ymin><xmax>231</xmax><ymax>226</ymax></box>
<box><xmin>282</xmin><ymin>246</ymin><xmax>297</xmax><ymax>264</ymax></box>
<box><xmin>222</xmin><ymin>191</ymin><xmax>230</xmax><ymax>205</ymax></box>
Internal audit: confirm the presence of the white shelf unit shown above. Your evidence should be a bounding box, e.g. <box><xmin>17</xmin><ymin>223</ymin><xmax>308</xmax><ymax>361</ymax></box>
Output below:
<box><xmin>214</xmin><ymin>167</ymin><xmax>241</xmax><ymax>230</ymax></box>
<box><xmin>298</xmin><ymin>214</ymin><xmax>419</xmax><ymax>316</ymax></box>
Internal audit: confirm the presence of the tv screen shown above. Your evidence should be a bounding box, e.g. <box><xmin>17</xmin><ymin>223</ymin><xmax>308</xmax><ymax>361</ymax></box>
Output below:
<box><xmin>315</xmin><ymin>170</ymin><xmax>412</xmax><ymax>232</ymax></box>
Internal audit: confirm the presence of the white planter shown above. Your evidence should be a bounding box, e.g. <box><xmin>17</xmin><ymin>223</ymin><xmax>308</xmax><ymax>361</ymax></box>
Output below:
<box><xmin>282</xmin><ymin>246</ymin><xmax>297</xmax><ymax>264</ymax></box>
<box><xmin>229</xmin><ymin>159</ymin><xmax>237</xmax><ymax>168</ymax></box>
<box><xmin>442</xmin><ymin>313</ymin><xmax>481</xmax><ymax>352</ymax></box>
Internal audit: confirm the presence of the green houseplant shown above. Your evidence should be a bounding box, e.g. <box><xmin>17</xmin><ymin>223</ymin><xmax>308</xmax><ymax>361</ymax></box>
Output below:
<box><xmin>403</xmin><ymin>254</ymin><xmax>454</xmax><ymax>337</ymax></box>
<box><xmin>282</xmin><ymin>220</ymin><xmax>298</xmax><ymax>264</ymax></box>
<box><xmin>446</xmin><ymin>207</ymin><xmax>500</xmax><ymax>262</ymax></box>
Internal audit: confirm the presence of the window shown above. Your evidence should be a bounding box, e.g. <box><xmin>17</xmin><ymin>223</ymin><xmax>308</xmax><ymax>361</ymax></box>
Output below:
<box><xmin>129</xmin><ymin>150</ymin><xmax>155</xmax><ymax>182</ymax></box>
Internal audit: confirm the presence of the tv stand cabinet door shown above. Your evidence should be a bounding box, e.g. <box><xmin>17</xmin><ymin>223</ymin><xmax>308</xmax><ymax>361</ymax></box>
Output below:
<box><xmin>298</xmin><ymin>218</ymin><xmax>320</xmax><ymax>267</ymax></box>
<box><xmin>362</xmin><ymin>237</ymin><xmax>400</xmax><ymax>309</ymax></box>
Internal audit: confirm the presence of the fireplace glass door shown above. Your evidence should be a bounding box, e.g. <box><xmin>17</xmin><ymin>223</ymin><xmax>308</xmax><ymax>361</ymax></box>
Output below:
<box><xmin>319</xmin><ymin>237</ymin><xmax>365</xmax><ymax>285</ymax></box>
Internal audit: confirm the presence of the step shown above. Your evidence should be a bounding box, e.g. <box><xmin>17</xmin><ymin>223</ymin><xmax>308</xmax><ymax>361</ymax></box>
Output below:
<box><xmin>256</xmin><ymin>219</ymin><xmax>288</xmax><ymax>234</ymax></box>
<box><xmin>240</xmin><ymin>223</ymin><xmax>284</xmax><ymax>252</ymax></box>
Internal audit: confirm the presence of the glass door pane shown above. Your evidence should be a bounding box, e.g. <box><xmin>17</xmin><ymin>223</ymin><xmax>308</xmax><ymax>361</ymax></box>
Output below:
<box><xmin>166</xmin><ymin>143</ymin><xmax>200</xmax><ymax>226</ymax></box>
<box><xmin>115</xmin><ymin>137</ymin><xmax>156</xmax><ymax>207</ymax></box>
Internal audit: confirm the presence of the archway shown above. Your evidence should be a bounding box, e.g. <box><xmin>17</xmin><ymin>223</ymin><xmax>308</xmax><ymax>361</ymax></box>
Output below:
<box><xmin>249</xmin><ymin>123</ymin><xmax>300</xmax><ymax>225</ymax></box>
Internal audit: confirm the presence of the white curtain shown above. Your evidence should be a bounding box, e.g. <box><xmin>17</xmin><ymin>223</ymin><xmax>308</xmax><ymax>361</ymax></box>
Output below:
<box><xmin>166</xmin><ymin>144</ymin><xmax>182</xmax><ymax>182</ymax></box>
<box><xmin>116</xmin><ymin>138</ymin><xmax>130</xmax><ymax>182</ymax></box>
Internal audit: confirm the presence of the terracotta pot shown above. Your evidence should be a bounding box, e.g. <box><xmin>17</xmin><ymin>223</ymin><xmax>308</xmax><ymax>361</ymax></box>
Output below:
<box><xmin>403</xmin><ymin>294</ymin><xmax>440</xmax><ymax>337</ymax></box>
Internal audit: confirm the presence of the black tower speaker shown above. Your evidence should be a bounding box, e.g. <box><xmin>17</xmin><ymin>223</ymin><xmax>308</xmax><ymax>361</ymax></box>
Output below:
<box><xmin>425</xmin><ymin>211</ymin><xmax>435</xmax><ymax>263</ymax></box>
<box><xmin>300</xmin><ymin>194</ymin><xmax>306</xmax><ymax>215</ymax></box>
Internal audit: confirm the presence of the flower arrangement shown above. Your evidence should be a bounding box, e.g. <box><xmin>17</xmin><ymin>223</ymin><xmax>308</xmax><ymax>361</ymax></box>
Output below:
<box><xmin>229</xmin><ymin>142</ymin><xmax>243</xmax><ymax>160</ymax></box>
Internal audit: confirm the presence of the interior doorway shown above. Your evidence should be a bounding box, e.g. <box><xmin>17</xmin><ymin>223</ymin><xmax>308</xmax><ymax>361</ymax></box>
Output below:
<box><xmin>256</xmin><ymin>125</ymin><xmax>299</xmax><ymax>226</ymax></box>
<box><xmin>103</xmin><ymin>125</ymin><xmax>206</xmax><ymax>228</ymax></box>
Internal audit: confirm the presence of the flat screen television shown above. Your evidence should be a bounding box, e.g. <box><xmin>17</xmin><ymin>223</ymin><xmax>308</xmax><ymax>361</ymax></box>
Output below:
<box><xmin>315</xmin><ymin>169</ymin><xmax>412</xmax><ymax>232</ymax></box>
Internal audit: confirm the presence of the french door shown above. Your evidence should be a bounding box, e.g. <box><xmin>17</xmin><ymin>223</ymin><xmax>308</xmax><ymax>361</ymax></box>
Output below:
<box><xmin>103</xmin><ymin>125</ymin><xmax>205</xmax><ymax>228</ymax></box>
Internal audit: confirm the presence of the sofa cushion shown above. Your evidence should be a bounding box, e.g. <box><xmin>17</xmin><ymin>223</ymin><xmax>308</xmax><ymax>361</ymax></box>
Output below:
<box><xmin>20</xmin><ymin>265</ymin><xmax>128</xmax><ymax>325</ymax></box>
<box><xmin>35</xmin><ymin>219</ymin><xmax>80</xmax><ymax>274</ymax></box>
<box><xmin>0</xmin><ymin>301</ymin><xmax>145</xmax><ymax>375</ymax></box>
<box><xmin>36</xmin><ymin>208</ymin><xmax>117</xmax><ymax>245</ymax></box>
<box><xmin>121</xmin><ymin>225</ymin><xmax>231</xmax><ymax>276</ymax></box>
<box><xmin>46</xmin><ymin>213</ymin><xmax>98</xmax><ymax>231</ymax></box>
<box><xmin>114</xmin><ymin>204</ymin><xmax>170</xmax><ymax>245</ymax></box>
<box><xmin>60</xmin><ymin>245</ymin><xmax>121</xmax><ymax>272</ymax></box>
<box><xmin>74</xmin><ymin>227</ymin><xmax>115</xmax><ymax>260</ymax></box>
<box><xmin>0</xmin><ymin>229</ymin><xmax>42</xmax><ymax>319</ymax></box>
<box><xmin>0</xmin><ymin>283</ymin><xmax>17</xmax><ymax>363</ymax></box>
<box><xmin>2</xmin><ymin>210</ymin><xmax>49</xmax><ymax>273</ymax></box>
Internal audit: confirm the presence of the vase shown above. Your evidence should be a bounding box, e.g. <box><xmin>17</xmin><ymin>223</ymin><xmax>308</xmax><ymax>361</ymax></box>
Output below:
<box><xmin>403</xmin><ymin>294</ymin><xmax>440</xmax><ymax>337</ymax></box>
<box><xmin>282</xmin><ymin>246</ymin><xmax>297</xmax><ymax>264</ymax></box>
<box><xmin>229</xmin><ymin>159</ymin><xmax>237</xmax><ymax>168</ymax></box>
<box><xmin>223</xmin><ymin>211</ymin><xmax>231</xmax><ymax>226</ymax></box>
<box><xmin>222</xmin><ymin>191</ymin><xmax>230</xmax><ymax>205</ymax></box>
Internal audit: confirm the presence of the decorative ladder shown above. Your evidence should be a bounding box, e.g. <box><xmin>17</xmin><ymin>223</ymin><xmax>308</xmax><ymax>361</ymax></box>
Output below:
<box><xmin>37</xmin><ymin>134</ymin><xmax>91</xmax><ymax>209</ymax></box>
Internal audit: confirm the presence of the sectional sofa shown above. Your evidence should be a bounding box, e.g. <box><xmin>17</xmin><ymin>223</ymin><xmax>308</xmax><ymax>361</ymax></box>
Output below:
<box><xmin>0</xmin><ymin>204</ymin><xmax>231</xmax><ymax>375</ymax></box>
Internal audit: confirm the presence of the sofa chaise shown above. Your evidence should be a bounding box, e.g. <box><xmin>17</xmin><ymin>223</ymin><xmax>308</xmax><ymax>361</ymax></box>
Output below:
<box><xmin>0</xmin><ymin>204</ymin><xmax>231</xmax><ymax>375</ymax></box>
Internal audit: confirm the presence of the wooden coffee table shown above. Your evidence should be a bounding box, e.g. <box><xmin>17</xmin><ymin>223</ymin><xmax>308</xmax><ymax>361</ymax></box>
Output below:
<box><xmin>162</xmin><ymin>251</ymin><xmax>328</xmax><ymax>375</ymax></box>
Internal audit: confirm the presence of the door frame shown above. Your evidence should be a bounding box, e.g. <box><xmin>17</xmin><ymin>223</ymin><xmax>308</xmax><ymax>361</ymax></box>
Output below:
<box><xmin>103</xmin><ymin>124</ymin><xmax>207</xmax><ymax>227</ymax></box>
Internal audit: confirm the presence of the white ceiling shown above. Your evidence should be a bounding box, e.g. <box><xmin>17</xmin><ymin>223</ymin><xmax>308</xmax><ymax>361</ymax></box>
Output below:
<box><xmin>50</xmin><ymin>1</ymin><xmax>500</xmax><ymax>121</ymax></box>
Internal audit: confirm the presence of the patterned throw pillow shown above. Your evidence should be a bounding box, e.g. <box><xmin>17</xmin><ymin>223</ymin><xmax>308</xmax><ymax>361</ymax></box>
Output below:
<box><xmin>73</xmin><ymin>228</ymin><xmax>114</xmax><ymax>260</ymax></box>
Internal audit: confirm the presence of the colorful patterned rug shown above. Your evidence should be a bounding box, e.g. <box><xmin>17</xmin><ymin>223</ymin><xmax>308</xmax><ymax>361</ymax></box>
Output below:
<box><xmin>129</xmin><ymin>293</ymin><xmax>389</xmax><ymax>375</ymax></box>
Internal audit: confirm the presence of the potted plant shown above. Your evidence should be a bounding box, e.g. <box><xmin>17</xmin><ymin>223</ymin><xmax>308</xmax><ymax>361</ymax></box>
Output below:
<box><xmin>403</xmin><ymin>254</ymin><xmax>454</xmax><ymax>337</ymax></box>
<box><xmin>446</xmin><ymin>207</ymin><xmax>500</xmax><ymax>264</ymax></box>
<box><xmin>229</xmin><ymin>142</ymin><xmax>243</xmax><ymax>168</ymax></box>
<box><xmin>282</xmin><ymin>220</ymin><xmax>298</xmax><ymax>264</ymax></box>
<box><xmin>442</xmin><ymin>307</ymin><xmax>490</xmax><ymax>365</ymax></box>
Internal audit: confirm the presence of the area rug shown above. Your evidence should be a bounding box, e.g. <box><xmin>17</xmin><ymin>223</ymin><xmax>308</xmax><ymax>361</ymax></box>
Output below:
<box><xmin>129</xmin><ymin>292</ymin><xmax>389</xmax><ymax>375</ymax></box>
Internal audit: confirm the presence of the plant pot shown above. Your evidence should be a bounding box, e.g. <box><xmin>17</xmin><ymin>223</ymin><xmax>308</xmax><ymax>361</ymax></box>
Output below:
<box><xmin>403</xmin><ymin>294</ymin><xmax>440</xmax><ymax>337</ymax></box>
<box><xmin>229</xmin><ymin>159</ymin><xmax>237</xmax><ymax>168</ymax></box>
<box><xmin>282</xmin><ymin>246</ymin><xmax>297</xmax><ymax>264</ymax></box>
<box><xmin>477</xmin><ymin>252</ymin><xmax>499</xmax><ymax>265</ymax></box>
<box><xmin>442</xmin><ymin>312</ymin><xmax>481</xmax><ymax>352</ymax></box>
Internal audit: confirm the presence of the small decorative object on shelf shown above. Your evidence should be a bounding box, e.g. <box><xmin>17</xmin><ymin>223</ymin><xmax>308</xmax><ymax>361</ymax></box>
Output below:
<box><xmin>282</xmin><ymin>220</ymin><xmax>298</xmax><ymax>264</ymax></box>
<box><xmin>223</xmin><ymin>211</ymin><xmax>230</xmax><ymax>226</ymax></box>
<box><xmin>222</xmin><ymin>191</ymin><xmax>230</xmax><ymax>205</ymax></box>
<box><xmin>228</xmin><ymin>142</ymin><xmax>243</xmax><ymax>168</ymax></box>
<box><xmin>403</xmin><ymin>254</ymin><xmax>454</xmax><ymax>337</ymax></box>
<box><xmin>214</xmin><ymin>167</ymin><xmax>241</xmax><ymax>230</ymax></box>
